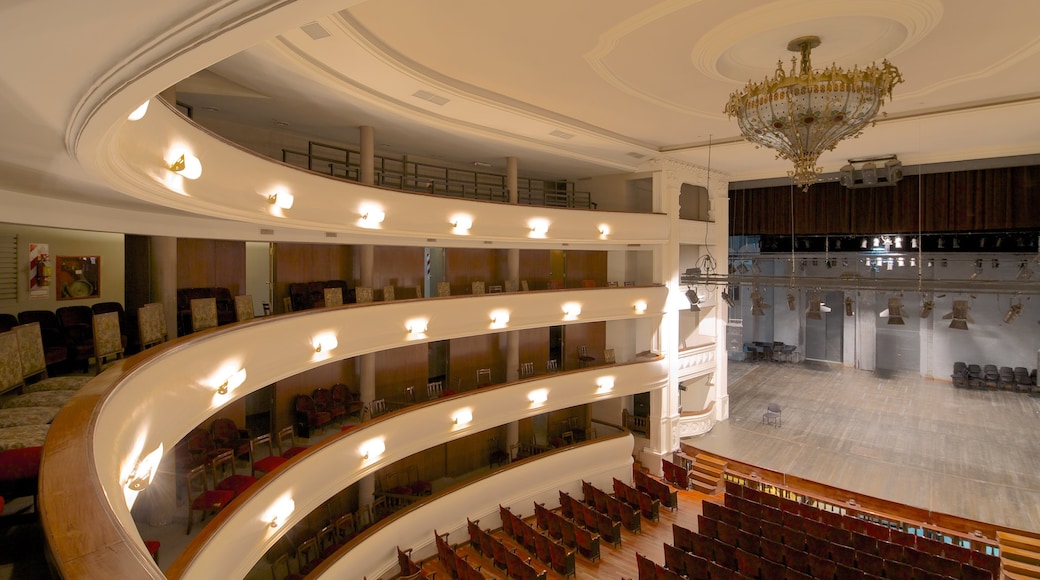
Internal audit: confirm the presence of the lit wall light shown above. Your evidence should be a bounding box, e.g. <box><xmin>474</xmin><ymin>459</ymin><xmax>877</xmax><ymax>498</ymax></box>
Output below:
<box><xmin>405</xmin><ymin>318</ymin><xmax>428</xmax><ymax>336</ymax></box>
<box><xmin>359</xmin><ymin>205</ymin><xmax>385</xmax><ymax>228</ymax></box>
<box><xmin>127</xmin><ymin>100</ymin><xmax>150</xmax><ymax>121</ymax></box>
<box><xmin>313</xmin><ymin>334</ymin><xmax>338</xmax><ymax>353</ymax></box>
<box><xmin>265</xmin><ymin>497</ymin><xmax>295</xmax><ymax>529</ymax></box>
<box><xmin>595</xmin><ymin>376</ymin><xmax>615</xmax><ymax>394</ymax></box>
<box><xmin>125</xmin><ymin>443</ymin><xmax>163</xmax><ymax>491</ymax></box>
<box><xmin>166</xmin><ymin>150</ymin><xmax>202</xmax><ymax>180</ymax></box>
<box><xmin>268</xmin><ymin>190</ymin><xmax>294</xmax><ymax>210</ymax></box>
<box><xmin>528</xmin><ymin>389</ymin><xmax>548</xmax><ymax>405</ymax></box>
<box><xmin>217</xmin><ymin>368</ymin><xmax>247</xmax><ymax>395</ymax></box>
<box><xmin>360</xmin><ymin>438</ymin><xmax>386</xmax><ymax>460</ymax></box>
<box><xmin>633</xmin><ymin>300</ymin><xmax>647</xmax><ymax>314</ymax></box>
<box><xmin>452</xmin><ymin>409</ymin><xmax>473</xmax><ymax>426</ymax></box>
<box><xmin>597</xmin><ymin>224</ymin><xmax>611</xmax><ymax>239</ymax></box>
<box><xmin>451</xmin><ymin>215</ymin><xmax>472</xmax><ymax>234</ymax></box>
<box><xmin>489</xmin><ymin>310</ymin><xmax>510</xmax><ymax>329</ymax></box>
<box><xmin>529</xmin><ymin>219</ymin><xmax>550</xmax><ymax>238</ymax></box>
<box><xmin>562</xmin><ymin>303</ymin><xmax>581</xmax><ymax>321</ymax></box>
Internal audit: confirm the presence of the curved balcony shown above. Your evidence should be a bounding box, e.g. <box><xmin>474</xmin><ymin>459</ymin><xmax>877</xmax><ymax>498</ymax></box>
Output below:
<box><xmin>41</xmin><ymin>286</ymin><xmax>668</xmax><ymax>579</ymax></box>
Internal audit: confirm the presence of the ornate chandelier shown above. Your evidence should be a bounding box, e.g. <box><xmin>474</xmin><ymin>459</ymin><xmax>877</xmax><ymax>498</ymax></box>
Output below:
<box><xmin>724</xmin><ymin>36</ymin><xmax>903</xmax><ymax>191</ymax></box>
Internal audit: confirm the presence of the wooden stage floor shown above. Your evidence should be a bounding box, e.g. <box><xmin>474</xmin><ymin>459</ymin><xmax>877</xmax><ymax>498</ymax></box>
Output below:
<box><xmin>686</xmin><ymin>361</ymin><xmax>1040</xmax><ymax>534</ymax></box>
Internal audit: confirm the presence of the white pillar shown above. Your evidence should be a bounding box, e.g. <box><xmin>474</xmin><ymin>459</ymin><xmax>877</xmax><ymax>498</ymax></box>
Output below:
<box><xmin>360</xmin><ymin>126</ymin><xmax>375</xmax><ymax>186</ymax></box>
<box><xmin>506</xmin><ymin>156</ymin><xmax>518</xmax><ymax>204</ymax></box>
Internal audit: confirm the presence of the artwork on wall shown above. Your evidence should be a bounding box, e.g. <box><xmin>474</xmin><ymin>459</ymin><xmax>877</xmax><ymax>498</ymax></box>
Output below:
<box><xmin>57</xmin><ymin>256</ymin><xmax>101</xmax><ymax>300</ymax></box>
<box><xmin>28</xmin><ymin>243</ymin><xmax>51</xmax><ymax>299</ymax></box>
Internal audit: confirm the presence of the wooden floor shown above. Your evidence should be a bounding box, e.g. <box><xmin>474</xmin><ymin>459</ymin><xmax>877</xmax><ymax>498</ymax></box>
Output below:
<box><xmin>420</xmin><ymin>485</ymin><xmax>719</xmax><ymax>580</ymax></box>
<box><xmin>688</xmin><ymin>361</ymin><xmax>1040</xmax><ymax>533</ymax></box>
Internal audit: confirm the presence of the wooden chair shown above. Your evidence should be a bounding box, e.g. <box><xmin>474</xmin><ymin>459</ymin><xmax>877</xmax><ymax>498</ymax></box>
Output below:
<box><xmin>504</xmin><ymin>280</ymin><xmax>518</xmax><ymax>293</ymax></box>
<box><xmin>366</xmin><ymin>398</ymin><xmax>387</xmax><ymax>419</ymax></box>
<box><xmin>277</xmin><ymin>425</ymin><xmax>307</xmax><ymax>459</ymax></box>
<box><xmin>546</xmin><ymin>359</ymin><xmax>559</xmax><ymax>373</ymax></box>
<box><xmin>519</xmin><ymin>362</ymin><xmax>535</xmax><ymax>377</ymax></box>
<box><xmin>436</xmin><ymin>281</ymin><xmax>451</xmax><ymax>297</ymax></box>
<box><xmin>476</xmin><ymin>368</ymin><xmax>492</xmax><ymax>387</ymax></box>
<box><xmin>212</xmin><ymin>449</ymin><xmax>258</xmax><ymax>497</ymax></box>
<box><xmin>427</xmin><ymin>380</ymin><xmax>444</xmax><ymax>400</ymax></box>
<box><xmin>184</xmin><ymin>464</ymin><xmax>234</xmax><ymax>534</ymax></box>
<box><xmin>90</xmin><ymin>311</ymin><xmax>123</xmax><ymax>374</ymax></box>
<box><xmin>137</xmin><ymin>302</ymin><xmax>167</xmax><ymax>349</ymax></box>
<box><xmin>251</xmin><ymin>433</ymin><xmax>287</xmax><ymax>477</ymax></box>
<box><xmin>520</xmin><ymin>280</ymin><xmax>529</xmax><ymax>291</ymax></box>
<box><xmin>382</xmin><ymin>285</ymin><xmax>395</xmax><ymax>302</ymax></box>
<box><xmin>210</xmin><ymin>417</ymin><xmax>251</xmax><ymax>461</ymax></box>
<box><xmin>577</xmin><ymin>345</ymin><xmax>595</xmax><ymax>367</ymax></box>
<box><xmin>604</xmin><ymin>348</ymin><xmax>616</xmax><ymax>364</ymax></box>
<box><xmin>471</xmin><ymin>281</ymin><xmax>485</xmax><ymax>295</ymax></box>
<box><xmin>0</xmin><ymin>331</ymin><xmax>25</xmax><ymax>396</ymax></box>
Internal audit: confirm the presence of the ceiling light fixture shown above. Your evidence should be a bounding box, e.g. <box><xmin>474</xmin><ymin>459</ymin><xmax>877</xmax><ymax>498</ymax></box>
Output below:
<box><xmin>724</xmin><ymin>36</ymin><xmax>902</xmax><ymax>191</ymax></box>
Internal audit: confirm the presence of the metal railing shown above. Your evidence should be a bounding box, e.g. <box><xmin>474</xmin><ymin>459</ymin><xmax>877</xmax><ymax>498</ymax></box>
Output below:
<box><xmin>282</xmin><ymin>141</ymin><xmax>596</xmax><ymax>209</ymax></box>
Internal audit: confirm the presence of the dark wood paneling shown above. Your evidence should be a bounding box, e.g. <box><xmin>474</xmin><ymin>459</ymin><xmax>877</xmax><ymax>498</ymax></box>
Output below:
<box><xmin>445</xmin><ymin>248</ymin><xmax>507</xmax><ymax>295</ymax></box>
<box><xmin>372</xmin><ymin>246</ymin><xmax>424</xmax><ymax>293</ymax></box>
<box><xmin>562</xmin><ymin>322</ymin><xmax>606</xmax><ymax>371</ymax></box>
<box><xmin>519</xmin><ymin>249</ymin><xmax>551</xmax><ymax>290</ymax></box>
<box><xmin>564</xmin><ymin>250</ymin><xmax>608</xmax><ymax>288</ymax></box>
<box><xmin>518</xmin><ymin>327</ymin><xmax>550</xmax><ymax>374</ymax></box>
<box><xmin>176</xmin><ymin>239</ymin><xmax>246</xmax><ymax>293</ymax></box>
<box><xmin>375</xmin><ymin>343</ymin><xmax>427</xmax><ymax>402</ymax></box>
<box><xmin>730</xmin><ymin>164</ymin><xmax>1040</xmax><ymax>236</ymax></box>
<box><xmin>449</xmin><ymin>333</ymin><xmax>505</xmax><ymax>391</ymax></box>
<box><xmin>272</xmin><ymin>243</ymin><xmax>353</xmax><ymax>313</ymax></box>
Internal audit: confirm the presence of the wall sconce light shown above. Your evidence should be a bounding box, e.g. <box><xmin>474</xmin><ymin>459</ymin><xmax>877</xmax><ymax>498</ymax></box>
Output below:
<box><xmin>360</xmin><ymin>438</ymin><xmax>386</xmax><ymax>460</ymax></box>
<box><xmin>268</xmin><ymin>190</ymin><xmax>294</xmax><ymax>209</ymax></box>
<box><xmin>597</xmin><ymin>224</ymin><xmax>611</xmax><ymax>238</ymax></box>
<box><xmin>313</xmin><ymin>334</ymin><xmax>338</xmax><ymax>353</ymax></box>
<box><xmin>124</xmin><ymin>443</ymin><xmax>163</xmax><ymax>491</ymax></box>
<box><xmin>633</xmin><ymin>301</ymin><xmax>647</xmax><ymax>314</ymax></box>
<box><xmin>528</xmin><ymin>389</ymin><xmax>548</xmax><ymax>405</ymax></box>
<box><xmin>562</xmin><ymin>303</ymin><xmax>581</xmax><ymax>321</ymax></box>
<box><xmin>266</xmin><ymin>497</ymin><xmax>295</xmax><ymax>529</ymax></box>
<box><xmin>127</xmin><ymin>100</ymin><xmax>150</xmax><ymax>121</ymax></box>
<box><xmin>452</xmin><ymin>409</ymin><xmax>473</xmax><ymax>426</ymax></box>
<box><xmin>490</xmin><ymin>310</ymin><xmax>510</xmax><ymax>329</ymax></box>
<box><xmin>451</xmin><ymin>215</ymin><xmax>472</xmax><ymax>234</ymax></box>
<box><xmin>359</xmin><ymin>206</ymin><xmax>385</xmax><ymax>227</ymax></box>
<box><xmin>595</xmin><ymin>376</ymin><xmax>615</xmax><ymax>394</ymax></box>
<box><xmin>406</xmin><ymin>318</ymin><xmax>428</xmax><ymax>336</ymax></box>
<box><xmin>529</xmin><ymin>219</ymin><xmax>549</xmax><ymax>238</ymax></box>
<box><xmin>166</xmin><ymin>151</ymin><xmax>202</xmax><ymax>180</ymax></box>
<box><xmin>217</xmin><ymin>368</ymin><xmax>247</xmax><ymax>395</ymax></box>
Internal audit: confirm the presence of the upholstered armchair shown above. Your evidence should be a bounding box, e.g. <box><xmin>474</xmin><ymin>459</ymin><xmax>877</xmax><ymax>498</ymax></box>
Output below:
<box><xmin>210</xmin><ymin>417</ymin><xmax>251</xmax><ymax>461</ymax></box>
<box><xmin>56</xmin><ymin>306</ymin><xmax>95</xmax><ymax>372</ymax></box>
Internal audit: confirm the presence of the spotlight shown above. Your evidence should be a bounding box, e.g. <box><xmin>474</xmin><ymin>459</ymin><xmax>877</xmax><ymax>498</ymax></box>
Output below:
<box><xmin>861</xmin><ymin>238</ymin><xmax>869</xmax><ymax>249</ymax></box>
<box><xmin>1003</xmin><ymin>299</ymin><xmax>1024</xmax><ymax>324</ymax></box>
<box><xmin>685</xmin><ymin>287</ymin><xmax>701</xmax><ymax>312</ymax></box>
<box><xmin>806</xmin><ymin>292</ymin><xmax>831</xmax><ymax>320</ymax></box>
<box><xmin>894</xmin><ymin>237</ymin><xmax>903</xmax><ymax>249</ymax></box>
<box><xmin>942</xmin><ymin>300</ymin><xmax>973</xmax><ymax>330</ymax></box>
<box><xmin>937</xmin><ymin>238</ymin><xmax>945</xmax><ymax>249</ymax></box>
<box><xmin>751</xmin><ymin>288</ymin><xmax>771</xmax><ymax>316</ymax></box>
<box><xmin>879</xmin><ymin>298</ymin><xmax>907</xmax><ymax>325</ymax></box>
<box><xmin>873</xmin><ymin>237</ymin><xmax>881</xmax><ymax>248</ymax></box>
<box><xmin>1017</xmin><ymin>261</ymin><xmax>1035</xmax><ymax>280</ymax></box>
<box><xmin>970</xmin><ymin>259</ymin><xmax>983</xmax><ymax>280</ymax></box>
<box><xmin>919</xmin><ymin>298</ymin><xmax>934</xmax><ymax>319</ymax></box>
<box><xmin>721</xmin><ymin>289</ymin><xmax>735</xmax><ymax>308</ymax></box>
<box><xmin>786</xmin><ymin>292</ymin><xmax>796</xmax><ymax>311</ymax></box>
<box><xmin>844</xmin><ymin>297</ymin><xmax>854</xmax><ymax>317</ymax></box>
<box><xmin>911</xmin><ymin>237</ymin><xmax>918</xmax><ymax>249</ymax></box>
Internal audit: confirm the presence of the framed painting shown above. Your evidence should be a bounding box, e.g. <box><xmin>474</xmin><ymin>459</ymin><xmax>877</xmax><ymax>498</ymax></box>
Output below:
<box><xmin>57</xmin><ymin>256</ymin><xmax>101</xmax><ymax>300</ymax></box>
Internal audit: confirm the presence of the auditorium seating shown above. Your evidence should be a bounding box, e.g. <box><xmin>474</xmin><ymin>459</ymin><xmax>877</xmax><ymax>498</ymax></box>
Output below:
<box><xmin>660</xmin><ymin>479</ymin><xmax>1001</xmax><ymax>580</ymax></box>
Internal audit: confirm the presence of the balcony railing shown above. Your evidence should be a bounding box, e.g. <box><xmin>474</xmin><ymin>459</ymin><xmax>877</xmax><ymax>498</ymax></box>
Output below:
<box><xmin>282</xmin><ymin>141</ymin><xmax>596</xmax><ymax>209</ymax></box>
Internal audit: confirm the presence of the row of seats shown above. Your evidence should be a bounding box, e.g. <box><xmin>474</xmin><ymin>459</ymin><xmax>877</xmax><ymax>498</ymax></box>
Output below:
<box><xmin>665</xmin><ymin>479</ymin><xmax>998</xmax><ymax>580</ymax></box>
<box><xmin>614</xmin><ymin>476</ymin><xmax>662</xmax><ymax>522</ymax></box>
<box><xmin>395</xmin><ymin>546</ymin><xmax>434</xmax><ymax>580</ymax></box>
<box><xmin>559</xmin><ymin>490</ymin><xmax>622</xmax><ymax>548</ymax></box>
<box><xmin>721</xmin><ymin>480</ymin><xmax>999</xmax><ymax>577</ymax></box>
<box><xmin>581</xmin><ymin>479</ymin><xmax>643</xmax><ymax>534</ymax></box>
<box><xmin>480</xmin><ymin>511</ymin><xmax>555</xmax><ymax>579</ymax></box>
<box><xmin>433</xmin><ymin>530</ymin><xmax>489</xmax><ymax>580</ymax></box>
<box><xmin>531</xmin><ymin>496</ymin><xmax>602</xmax><ymax>562</ymax></box>
<box><xmin>0</xmin><ymin>302</ymin><xmax>128</xmax><ymax>372</ymax></box>
<box><xmin>293</xmin><ymin>384</ymin><xmax>362</xmax><ymax>437</ymax></box>
<box><xmin>635</xmin><ymin>465</ymin><xmax>680</xmax><ymax>510</ymax></box>
<box><xmin>270</xmin><ymin>510</ymin><xmax>364</xmax><ymax>580</ymax></box>
<box><xmin>952</xmin><ymin>362</ymin><xmax>1037</xmax><ymax>392</ymax></box>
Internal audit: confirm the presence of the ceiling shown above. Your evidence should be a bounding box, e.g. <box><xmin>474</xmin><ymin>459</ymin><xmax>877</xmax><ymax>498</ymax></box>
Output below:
<box><xmin>179</xmin><ymin>0</ymin><xmax>1040</xmax><ymax>183</ymax></box>
<box><xmin>0</xmin><ymin>0</ymin><xmax>1038</xmax><ymax>222</ymax></box>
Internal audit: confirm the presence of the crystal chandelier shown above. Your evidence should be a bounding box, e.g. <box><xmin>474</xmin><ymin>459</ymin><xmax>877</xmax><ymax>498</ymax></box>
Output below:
<box><xmin>724</xmin><ymin>36</ymin><xmax>903</xmax><ymax>191</ymax></box>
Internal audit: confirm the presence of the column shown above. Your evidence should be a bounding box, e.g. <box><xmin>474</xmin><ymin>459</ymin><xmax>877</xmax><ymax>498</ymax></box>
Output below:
<box><xmin>360</xmin><ymin>126</ymin><xmax>375</xmax><ymax>186</ymax></box>
<box><xmin>144</xmin><ymin>236</ymin><xmax>178</xmax><ymax>525</ymax></box>
<box><xmin>506</xmin><ymin>156</ymin><xmax>518</xmax><ymax>204</ymax></box>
